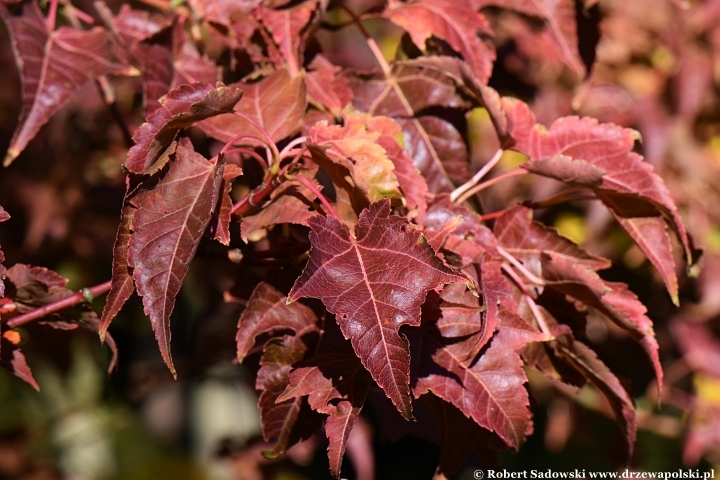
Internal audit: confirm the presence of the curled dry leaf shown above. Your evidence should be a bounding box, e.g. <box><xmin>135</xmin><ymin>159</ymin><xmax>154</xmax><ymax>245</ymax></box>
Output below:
<box><xmin>289</xmin><ymin>200</ymin><xmax>467</xmax><ymax>419</ymax></box>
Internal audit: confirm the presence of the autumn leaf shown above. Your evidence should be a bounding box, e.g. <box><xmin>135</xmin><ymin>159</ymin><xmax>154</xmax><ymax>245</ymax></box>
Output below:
<box><xmin>236</xmin><ymin>283</ymin><xmax>322</xmax><ymax>458</ymax></box>
<box><xmin>288</xmin><ymin>200</ymin><xmax>466</xmax><ymax>419</ymax></box>
<box><xmin>411</xmin><ymin>300</ymin><xmax>540</xmax><ymax>449</ymax></box>
<box><xmin>474</xmin><ymin>0</ymin><xmax>585</xmax><ymax>79</ymax></box>
<box><xmin>99</xmin><ymin>202</ymin><xmax>136</xmax><ymax>340</ymax></box>
<box><xmin>550</xmin><ymin>337</ymin><xmax>637</xmax><ymax>456</ymax></box>
<box><xmin>0</xmin><ymin>0</ymin><xmax>134</xmax><ymax>166</ymax></box>
<box><xmin>347</xmin><ymin>57</ymin><xmax>479</xmax><ymax>192</ymax></box>
<box><xmin>199</xmin><ymin>68</ymin><xmax>307</xmax><ymax>147</ymax></box>
<box><xmin>257</xmin><ymin>335</ymin><xmax>323</xmax><ymax>459</ymax></box>
<box><xmin>308</xmin><ymin>112</ymin><xmax>402</xmax><ymax>202</ymax></box>
<box><xmin>383</xmin><ymin>0</ymin><xmax>495</xmax><ymax>83</ymax></box>
<box><xmin>0</xmin><ymin>206</ymin><xmax>9</xmax><ymax>299</ymax></box>
<box><xmin>128</xmin><ymin>139</ymin><xmax>223</xmax><ymax>376</ymax></box>
<box><xmin>307</xmin><ymin>54</ymin><xmax>353</xmax><ymax>116</ymax></box>
<box><xmin>236</xmin><ymin>282</ymin><xmax>319</xmax><ymax>362</ymax></box>
<box><xmin>503</xmin><ymin>97</ymin><xmax>700</xmax><ymax>305</ymax></box>
<box><xmin>256</xmin><ymin>0</ymin><xmax>319</xmax><ymax>75</ymax></box>
<box><xmin>126</xmin><ymin>82</ymin><xmax>242</xmax><ymax>174</ymax></box>
<box><xmin>278</xmin><ymin>349</ymin><xmax>371</xmax><ymax>478</ymax></box>
<box><xmin>209</xmin><ymin>163</ymin><xmax>243</xmax><ymax>246</ymax></box>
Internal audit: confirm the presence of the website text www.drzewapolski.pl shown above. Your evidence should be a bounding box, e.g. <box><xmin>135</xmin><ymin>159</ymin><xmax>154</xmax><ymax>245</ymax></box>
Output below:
<box><xmin>477</xmin><ymin>470</ymin><xmax>715</xmax><ymax>480</ymax></box>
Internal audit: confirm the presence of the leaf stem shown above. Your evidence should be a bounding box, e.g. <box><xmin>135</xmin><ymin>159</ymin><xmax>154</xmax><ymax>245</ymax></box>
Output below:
<box><xmin>231</xmin><ymin>112</ymin><xmax>281</xmax><ymax>165</ymax></box>
<box><xmin>499</xmin><ymin>264</ymin><xmax>551</xmax><ymax>335</ymax></box>
<box><xmin>292</xmin><ymin>175</ymin><xmax>340</xmax><ymax>220</ymax></box>
<box><xmin>223</xmin><ymin>147</ymin><xmax>268</xmax><ymax>169</ymax></box>
<box><xmin>95</xmin><ymin>79</ymin><xmax>133</xmax><ymax>148</ymax></box>
<box><xmin>455</xmin><ymin>169</ymin><xmax>529</xmax><ymax>204</ymax></box>
<box><xmin>46</xmin><ymin>0</ymin><xmax>59</xmax><ymax>31</ymax></box>
<box><xmin>339</xmin><ymin>5</ymin><xmax>392</xmax><ymax>77</ymax></box>
<box><xmin>497</xmin><ymin>246</ymin><xmax>546</xmax><ymax>286</ymax></box>
<box><xmin>450</xmin><ymin>149</ymin><xmax>503</xmax><ymax>202</ymax></box>
<box><xmin>4</xmin><ymin>280</ymin><xmax>112</xmax><ymax>329</ymax></box>
<box><xmin>279</xmin><ymin>137</ymin><xmax>307</xmax><ymax>158</ymax></box>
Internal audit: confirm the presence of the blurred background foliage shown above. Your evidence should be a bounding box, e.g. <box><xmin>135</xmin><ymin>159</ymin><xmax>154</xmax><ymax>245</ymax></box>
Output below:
<box><xmin>1</xmin><ymin>0</ymin><xmax>720</xmax><ymax>478</ymax></box>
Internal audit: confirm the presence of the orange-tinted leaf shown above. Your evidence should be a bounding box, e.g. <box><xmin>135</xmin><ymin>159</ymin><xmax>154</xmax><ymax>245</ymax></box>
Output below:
<box><xmin>307</xmin><ymin>54</ymin><xmax>353</xmax><ymax>116</ymax></box>
<box><xmin>384</xmin><ymin>0</ymin><xmax>495</xmax><ymax>83</ymax></box>
<box><xmin>0</xmin><ymin>1</ymin><xmax>133</xmax><ymax>166</ymax></box>
<box><xmin>288</xmin><ymin>200</ymin><xmax>466</xmax><ymax>419</ymax></box>
<box><xmin>128</xmin><ymin>140</ymin><xmax>223</xmax><ymax>376</ymax></box>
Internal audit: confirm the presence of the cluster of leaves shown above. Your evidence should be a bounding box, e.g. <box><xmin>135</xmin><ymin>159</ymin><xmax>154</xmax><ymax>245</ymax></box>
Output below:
<box><xmin>0</xmin><ymin>0</ymin><xmax>705</xmax><ymax>477</ymax></box>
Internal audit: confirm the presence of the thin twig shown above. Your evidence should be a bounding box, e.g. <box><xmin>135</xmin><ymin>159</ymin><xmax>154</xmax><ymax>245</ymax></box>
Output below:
<box><xmin>455</xmin><ymin>169</ymin><xmax>529</xmax><ymax>204</ymax></box>
<box><xmin>5</xmin><ymin>280</ymin><xmax>112</xmax><ymax>329</ymax></box>
<box><xmin>497</xmin><ymin>246</ymin><xmax>546</xmax><ymax>286</ymax></box>
<box><xmin>338</xmin><ymin>5</ymin><xmax>392</xmax><ymax>77</ymax></box>
<box><xmin>223</xmin><ymin>148</ymin><xmax>268</xmax><ymax>169</ymax></box>
<box><xmin>279</xmin><ymin>136</ymin><xmax>307</xmax><ymax>158</ymax></box>
<box><xmin>95</xmin><ymin>79</ymin><xmax>133</xmax><ymax>148</ymax></box>
<box><xmin>46</xmin><ymin>0</ymin><xmax>59</xmax><ymax>31</ymax></box>
<box><xmin>500</xmin><ymin>264</ymin><xmax>552</xmax><ymax>336</ymax></box>
<box><xmin>451</xmin><ymin>149</ymin><xmax>503</xmax><ymax>202</ymax></box>
<box><xmin>293</xmin><ymin>175</ymin><xmax>340</xmax><ymax>220</ymax></box>
<box><xmin>232</xmin><ymin>112</ymin><xmax>281</xmax><ymax>164</ymax></box>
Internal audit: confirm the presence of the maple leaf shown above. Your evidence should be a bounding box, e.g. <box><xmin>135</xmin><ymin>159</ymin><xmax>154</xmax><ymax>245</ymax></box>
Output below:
<box><xmin>383</xmin><ymin>0</ymin><xmax>495</xmax><ymax>83</ymax></box>
<box><xmin>199</xmin><ymin>68</ymin><xmax>307</xmax><ymax>146</ymax></box>
<box><xmin>503</xmin><ymin>97</ymin><xmax>700</xmax><ymax>305</ymax></box>
<box><xmin>494</xmin><ymin>205</ymin><xmax>611</xmax><ymax>271</ymax></box>
<box><xmin>277</xmin><ymin>349</ymin><xmax>371</xmax><ymax>478</ymax></box>
<box><xmin>257</xmin><ymin>335</ymin><xmax>323</xmax><ymax>459</ymax></box>
<box><xmin>128</xmin><ymin>139</ymin><xmax>224</xmax><ymax>376</ymax></box>
<box><xmin>474</xmin><ymin>0</ymin><xmax>585</xmax><ymax>79</ymax></box>
<box><xmin>236</xmin><ymin>282</ymin><xmax>322</xmax><ymax>458</ymax></box>
<box><xmin>99</xmin><ymin>202</ymin><xmax>135</xmax><ymax>339</ymax></box>
<box><xmin>126</xmin><ymin>82</ymin><xmax>242</xmax><ymax>174</ymax></box>
<box><xmin>0</xmin><ymin>0</ymin><xmax>134</xmax><ymax>166</ymax></box>
<box><xmin>550</xmin><ymin>337</ymin><xmax>637</xmax><ymax>456</ymax></box>
<box><xmin>411</xmin><ymin>300</ymin><xmax>542</xmax><ymax>449</ymax></box>
<box><xmin>308</xmin><ymin>112</ymin><xmax>402</xmax><ymax>202</ymax></box>
<box><xmin>347</xmin><ymin>57</ymin><xmax>492</xmax><ymax>192</ymax></box>
<box><xmin>288</xmin><ymin>200</ymin><xmax>466</xmax><ymax>419</ymax></box>
<box><xmin>0</xmin><ymin>206</ymin><xmax>9</xmax><ymax>299</ymax></box>
<box><xmin>209</xmin><ymin>164</ymin><xmax>243</xmax><ymax>246</ymax></box>
<box><xmin>256</xmin><ymin>0</ymin><xmax>319</xmax><ymax>75</ymax></box>
<box><xmin>307</xmin><ymin>54</ymin><xmax>353</xmax><ymax>116</ymax></box>
<box><xmin>0</xmin><ymin>338</ymin><xmax>38</xmax><ymax>391</ymax></box>
<box><xmin>236</xmin><ymin>282</ymin><xmax>319</xmax><ymax>362</ymax></box>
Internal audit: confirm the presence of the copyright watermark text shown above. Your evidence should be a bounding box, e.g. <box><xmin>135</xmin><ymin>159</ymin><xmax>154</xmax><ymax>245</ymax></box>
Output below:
<box><xmin>473</xmin><ymin>470</ymin><xmax>716</xmax><ymax>480</ymax></box>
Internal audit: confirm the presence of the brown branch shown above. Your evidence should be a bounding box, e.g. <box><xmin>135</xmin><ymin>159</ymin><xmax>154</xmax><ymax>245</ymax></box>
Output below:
<box><xmin>4</xmin><ymin>280</ymin><xmax>112</xmax><ymax>329</ymax></box>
